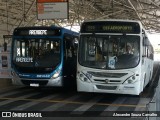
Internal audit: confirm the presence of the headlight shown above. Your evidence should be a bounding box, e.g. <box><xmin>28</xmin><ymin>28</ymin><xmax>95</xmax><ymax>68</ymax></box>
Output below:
<box><xmin>77</xmin><ymin>71</ymin><xmax>91</xmax><ymax>83</ymax></box>
<box><xmin>52</xmin><ymin>69</ymin><xmax>61</xmax><ymax>79</ymax></box>
<box><xmin>123</xmin><ymin>75</ymin><xmax>136</xmax><ymax>84</ymax></box>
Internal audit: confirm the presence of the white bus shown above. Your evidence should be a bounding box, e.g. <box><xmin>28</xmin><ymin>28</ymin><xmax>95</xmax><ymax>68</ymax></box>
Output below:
<box><xmin>77</xmin><ymin>19</ymin><xmax>154</xmax><ymax>95</ymax></box>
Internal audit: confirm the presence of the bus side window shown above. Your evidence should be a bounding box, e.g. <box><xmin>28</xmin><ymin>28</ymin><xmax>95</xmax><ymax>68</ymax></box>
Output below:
<box><xmin>65</xmin><ymin>37</ymin><xmax>72</xmax><ymax>59</ymax></box>
<box><xmin>142</xmin><ymin>37</ymin><xmax>147</xmax><ymax>57</ymax></box>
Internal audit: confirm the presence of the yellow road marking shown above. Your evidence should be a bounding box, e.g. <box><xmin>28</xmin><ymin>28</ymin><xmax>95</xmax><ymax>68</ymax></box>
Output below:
<box><xmin>0</xmin><ymin>97</ymin><xmax>146</xmax><ymax>108</ymax></box>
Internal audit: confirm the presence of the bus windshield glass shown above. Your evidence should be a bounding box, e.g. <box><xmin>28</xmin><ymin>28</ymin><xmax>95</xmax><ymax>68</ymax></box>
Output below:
<box><xmin>79</xmin><ymin>35</ymin><xmax>140</xmax><ymax>69</ymax></box>
<box><xmin>12</xmin><ymin>38</ymin><xmax>61</xmax><ymax>73</ymax></box>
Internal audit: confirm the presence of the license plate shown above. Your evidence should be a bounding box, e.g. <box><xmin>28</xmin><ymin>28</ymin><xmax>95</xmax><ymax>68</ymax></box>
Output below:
<box><xmin>30</xmin><ymin>83</ymin><xmax>39</xmax><ymax>87</ymax></box>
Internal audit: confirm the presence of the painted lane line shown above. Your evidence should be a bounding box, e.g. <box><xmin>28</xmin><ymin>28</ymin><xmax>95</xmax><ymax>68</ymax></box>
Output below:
<box><xmin>41</xmin><ymin>95</ymin><xmax>81</xmax><ymax>111</ymax></box>
<box><xmin>11</xmin><ymin>94</ymin><xmax>60</xmax><ymax>110</ymax></box>
<box><xmin>71</xmin><ymin>96</ymin><xmax>107</xmax><ymax>115</ymax></box>
<box><xmin>0</xmin><ymin>92</ymin><xmax>39</xmax><ymax>106</ymax></box>
<box><xmin>100</xmin><ymin>97</ymin><xmax>127</xmax><ymax>116</ymax></box>
<box><xmin>0</xmin><ymin>97</ymin><xmax>146</xmax><ymax>108</ymax></box>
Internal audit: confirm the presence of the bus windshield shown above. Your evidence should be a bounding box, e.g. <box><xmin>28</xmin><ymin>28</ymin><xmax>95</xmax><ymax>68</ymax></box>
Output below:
<box><xmin>12</xmin><ymin>38</ymin><xmax>61</xmax><ymax>73</ymax></box>
<box><xmin>79</xmin><ymin>35</ymin><xmax>140</xmax><ymax>69</ymax></box>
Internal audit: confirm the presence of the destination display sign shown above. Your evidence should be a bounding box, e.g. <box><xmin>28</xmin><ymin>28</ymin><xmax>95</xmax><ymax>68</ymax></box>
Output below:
<box><xmin>37</xmin><ymin>0</ymin><xmax>68</xmax><ymax>19</ymax></box>
<box><xmin>29</xmin><ymin>30</ymin><xmax>47</xmax><ymax>35</ymax></box>
<box><xmin>14</xmin><ymin>28</ymin><xmax>61</xmax><ymax>36</ymax></box>
<box><xmin>80</xmin><ymin>21</ymin><xmax>141</xmax><ymax>34</ymax></box>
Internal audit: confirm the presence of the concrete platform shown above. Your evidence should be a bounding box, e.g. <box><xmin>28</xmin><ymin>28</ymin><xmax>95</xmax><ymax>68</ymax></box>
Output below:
<box><xmin>0</xmin><ymin>78</ymin><xmax>12</xmax><ymax>88</ymax></box>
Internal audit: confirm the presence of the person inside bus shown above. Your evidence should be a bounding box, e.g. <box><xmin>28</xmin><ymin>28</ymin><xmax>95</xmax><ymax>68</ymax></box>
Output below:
<box><xmin>52</xmin><ymin>42</ymin><xmax>59</xmax><ymax>54</ymax></box>
<box><xmin>96</xmin><ymin>44</ymin><xmax>104</xmax><ymax>61</ymax></box>
<box><xmin>124</xmin><ymin>43</ymin><xmax>133</xmax><ymax>54</ymax></box>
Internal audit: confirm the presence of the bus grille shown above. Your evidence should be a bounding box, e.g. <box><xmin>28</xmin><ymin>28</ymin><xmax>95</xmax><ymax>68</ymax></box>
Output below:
<box><xmin>94</xmin><ymin>79</ymin><xmax>121</xmax><ymax>84</ymax></box>
<box><xmin>88</xmin><ymin>71</ymin><xmax>127</xmax><ymax>78</ymax></box>
<box><xmin>96</xmin><ymin>85</ymin><xmax>117</xmax><ymax>90</ymax></box>
<box><xmin>21</xmin><ymin>80</ymin><xmax>48</xmax><ymax>86</ymax></box>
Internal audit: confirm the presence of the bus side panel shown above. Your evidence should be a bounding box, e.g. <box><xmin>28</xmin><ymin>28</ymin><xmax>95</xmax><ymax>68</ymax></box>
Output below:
<box><xmin>63</xmin><ymin>37</ymin><xmax>77</xmax><ymax>87</ymax></box>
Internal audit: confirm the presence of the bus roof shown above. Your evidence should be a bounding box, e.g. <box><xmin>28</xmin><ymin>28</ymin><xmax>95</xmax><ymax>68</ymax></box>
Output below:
<box><xmin>82</xmin><ymin>19</ymin><xmax>142</xmax><ymax>24</ymax></box>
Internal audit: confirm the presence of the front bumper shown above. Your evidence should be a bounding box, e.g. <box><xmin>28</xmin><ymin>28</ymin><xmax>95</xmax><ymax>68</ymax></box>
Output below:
<box><xmin>77</xmin><ymin>78</ymin><xmax>141</xmax><ymax>95</ymax></box>
<box><xmin>12</xmin><ymin>76</ymin><xmax>63</xmax><ymax>87</ymax></box>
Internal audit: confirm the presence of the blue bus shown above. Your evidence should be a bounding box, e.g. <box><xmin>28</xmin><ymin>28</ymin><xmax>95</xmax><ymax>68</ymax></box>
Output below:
<box><xmin>11</xmin><ymin>26</ymin><xmax>78</xmax><ymax>87</ymax></box>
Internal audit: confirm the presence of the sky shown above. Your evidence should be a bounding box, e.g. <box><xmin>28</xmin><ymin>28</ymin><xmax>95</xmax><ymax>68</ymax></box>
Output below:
<box><xmin>148</xmin><ymin>34</ymin><xmax>160</xmax><ymax>46</ymax></box>
<box><xmin>148</xmin><ymin>34</ymin><xmax>160</xmax><ymax>61</ymax></box>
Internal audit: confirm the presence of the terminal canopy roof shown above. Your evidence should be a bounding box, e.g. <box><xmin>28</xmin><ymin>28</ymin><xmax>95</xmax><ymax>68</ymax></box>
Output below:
<box><xmin>0</xmin><ymin>0</ymin><xmax>160</xmax><ymax>44</ymax></box>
